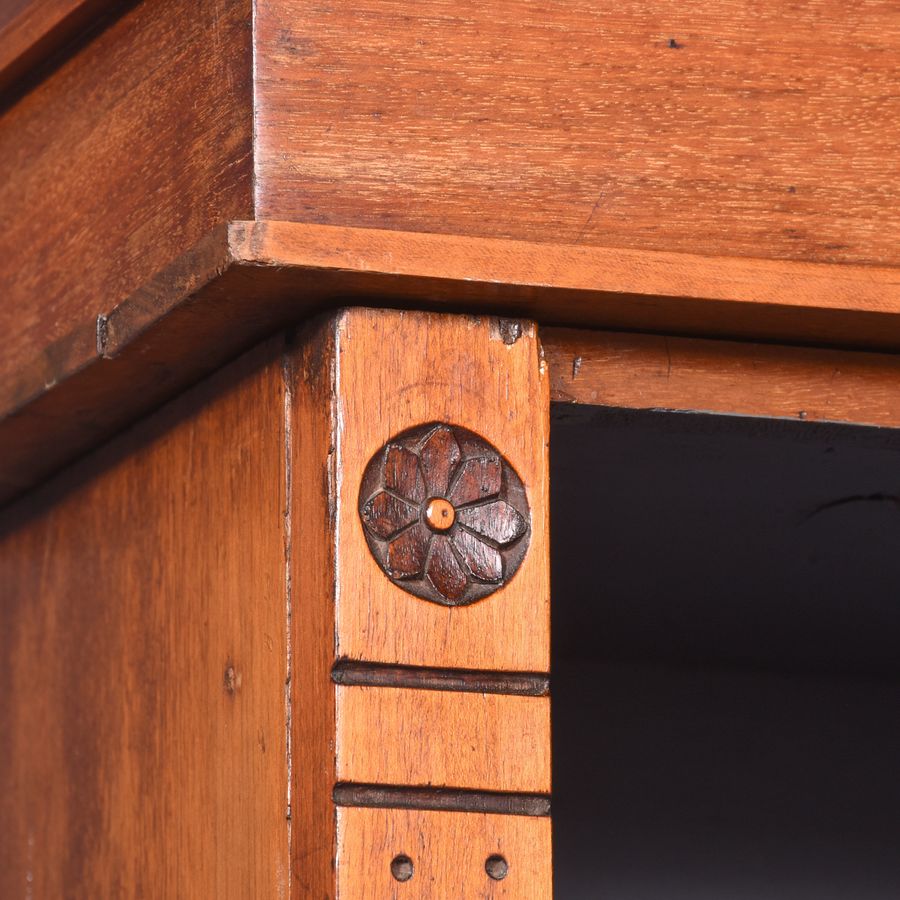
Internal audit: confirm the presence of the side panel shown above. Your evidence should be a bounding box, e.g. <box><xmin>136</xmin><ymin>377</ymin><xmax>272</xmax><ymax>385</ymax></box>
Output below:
<box><xmin>0</xmin><ymin>341</ymin><xmax>289</xmax><ymax>898</ymax></box>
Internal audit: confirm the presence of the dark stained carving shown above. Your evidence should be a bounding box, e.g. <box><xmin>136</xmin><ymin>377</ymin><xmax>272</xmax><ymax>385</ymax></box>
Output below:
<box><xmin>359</xmin><ymin>423</ymin><xmax>531</xmax><ymax>605</ymax></box>
<box><xmin>333</xmin><ymin>783</ymin><xmax>551</xmax><ymax>818</ymax></box>
<box><xmin>331</xmin><ymin>660</ymin><xmax>550</xmax><ymax>697</ymax></box>
<box><xmin>362</xmin><ymin>492</ymin><xmax>418</xmax><ymax>539</ymax></box>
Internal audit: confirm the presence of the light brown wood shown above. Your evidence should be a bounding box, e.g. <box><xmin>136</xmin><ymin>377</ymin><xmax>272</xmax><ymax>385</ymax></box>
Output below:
<box><xmin>545</xmin><ymin>327</ymin><xmax>900</xmax><ymax>428</ymax></box>
<box><xmin>230</xmin><ymin>222</ymin><xmax>900</xmax><ymax>323</ymax></box>
<box><xmin>332</xmin><ymin>308</ymin><xmax>550</xmax><ymax>671</ymax></box>
<box><xmin>0</xmin><ymin>0</ymin><xmax>252</xmax><ymax>416</ymax></box>
<box><xmin>4</xmin><ymin>219</ymin><xmax>900</xmax><ymax>505</ymax></box>
<box><xmin>288</xmin><ymin>308</ymin><xmax>552</xmax><ymax>896</ymax></box>
<box><xmin>0</xmin><ymin>340</ymin><xmax>290</xmax><ymax>898</ymax></box>
<box><xmin>289</xmin><ymin>320</ymin><xmax>339</xmax><ymax>899</ymax></box>
<box><xmin>336</xmin><ymin>687</ymin><xmax>551</xmax><ymax>793</ymax></box>
<box><xmin>336</xmin><ymin>807</ymin><xmax>552</xmax><ymax>899</ymax></box>
<box><xmin>255</xmin><ymin>0</ymin><xmax>900</xmax><ymax>267</ymax></box>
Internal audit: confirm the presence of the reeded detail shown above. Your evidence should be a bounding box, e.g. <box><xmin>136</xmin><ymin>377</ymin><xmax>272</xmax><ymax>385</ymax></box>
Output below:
<box><xmin>359</xmin><ymin>423</ymin><xmax>531</xmax><ymax>606</ymax></box>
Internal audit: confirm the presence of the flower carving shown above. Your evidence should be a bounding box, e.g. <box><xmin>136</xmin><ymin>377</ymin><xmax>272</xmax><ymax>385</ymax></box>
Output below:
<box><xmin>358</xmin><ymin>423</ymin><xmax>531</xmax><ymax>606</ymax></box>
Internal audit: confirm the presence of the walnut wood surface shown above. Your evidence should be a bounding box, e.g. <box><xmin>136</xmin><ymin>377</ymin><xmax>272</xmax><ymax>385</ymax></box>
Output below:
<box><xmin>18</xmin><ymin>218</ymin><xmax>898</xmax><ymax>427</ymax></box>
<box><xmin>331</xmin><ymin>308</ymin><xmax>550</xmax><ymax>671</ymax></box>
<box><xmin>3</xmin><ymin>219</ymin><xmax>899</xmax><ymax>506</ymax></box>
<box><xmin>255</xmin><ymin>0</ymin><xmax>900</xmax><ymax>267</ymax></box>
<box><xmin>0</xmin><ymin>0</ymin><xmax>120</xmax><ymax>95</ymax></box>
<box><xmin>336</xmin><ymin>807</ymin><xmax>552</xmax><ymax>899</ymax></box>
<box><xmin>0</xmin><ymin>340</ymin><xmax>290</xmax><ymax>898</ymax></box>
<box><xmin>229</xmin><ymin>222</ymin><xmax>900</xmax><ymax>328</ymax></box>
<box><xmin>545</xmin><ymin>327</ymin><xmax>900</xmax><ymax>428</ymax></box>
<box><xmin>0</xmin><ymin>307</ymin><xmax>553</xmax><ymax>895</ymax></box>
<box><xmin>0</xmin><ymin>0</ymin><xmax>252</xmax><ymax>419</ymax></box>
<box><xmin>0</xmin><ymin>0</ymin><xmax>35</xmax><ymax>31</ymax></box>
<box><xmin>2</xmin><ymin>0</ymin><xmax>899</xmax><ymax>512</ymax></box>
<box><xmin>336</xmin><ymin>687</ymin><xmax>551</xmax><ymax>793</ymax></box>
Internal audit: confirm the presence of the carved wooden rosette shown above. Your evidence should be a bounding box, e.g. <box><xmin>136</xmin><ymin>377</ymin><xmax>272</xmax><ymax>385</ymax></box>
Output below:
<box><xmin>359</xmin><ymin>423</ymin><xmax>531</xmax><ymax>606</ymax></box>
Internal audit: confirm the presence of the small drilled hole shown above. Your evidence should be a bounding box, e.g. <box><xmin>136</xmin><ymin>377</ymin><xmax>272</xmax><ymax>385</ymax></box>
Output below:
<box><xmin>485</xmin><ymin>854</ymin><xmax>509</xmax><ymax>881</ymax></box>
<box><xmin>390</xmin><ymin>854</ymin><xmax>414</xmax><ymax>882</ymax></box>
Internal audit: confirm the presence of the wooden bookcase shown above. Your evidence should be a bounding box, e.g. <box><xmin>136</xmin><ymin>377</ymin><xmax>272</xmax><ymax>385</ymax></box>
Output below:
<box><xmin>1</xmin><ymin>1</ymin><xmax>898</xmax><ymax>897</ymax></box>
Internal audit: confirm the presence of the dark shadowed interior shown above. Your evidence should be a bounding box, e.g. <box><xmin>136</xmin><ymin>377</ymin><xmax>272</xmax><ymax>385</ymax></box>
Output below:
<box><xmin>551</xmin><ymin>406</ymin><xmax>900</xmax><ymax>899</ymax></box>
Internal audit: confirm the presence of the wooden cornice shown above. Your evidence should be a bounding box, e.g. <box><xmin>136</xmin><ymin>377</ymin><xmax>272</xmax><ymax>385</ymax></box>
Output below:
<box><xmin>3</xmin><ymin>219</ymin><xmax>900</xmax><ymax>505</ymax></box>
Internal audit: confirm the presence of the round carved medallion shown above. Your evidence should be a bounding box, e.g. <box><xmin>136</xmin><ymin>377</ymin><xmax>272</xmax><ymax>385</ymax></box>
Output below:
<box><xmin>358</xmin><ymin>423</ymin><xmax>531</xmax><ymax>606</ymax></box>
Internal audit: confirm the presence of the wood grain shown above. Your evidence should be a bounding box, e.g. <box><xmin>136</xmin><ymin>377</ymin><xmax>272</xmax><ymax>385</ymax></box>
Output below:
<box><xmin>0</xmin><ymin>0</ymin><xmax>253</xmax><ymax>417</ymax></box>
<box><xmin>336</xmin><ymin>807</ymin><xmax>552</xmax><ymax>899</ymax></box>
<box><xmin>0</xmin><ymin>340</ymin><xmax>289</xmax><ymax>898</ymax></box>
<box><xmin>288</xmin><ymin>320</ymin><xmax>339</xmax><ymax>899</ymax></box>
<box><xmin>231</xmin><ymin>223</ymin><xmax>900</xmax><ymax>324</ymax></box>
<box><xmin>3</xmin><ymin>220</ymin><xmax>900</xmax><ymax>506</ymax></box>
<box><xmin>336</xmin><ymin>687</ymin><xmax>551</xmax><ymax>793</ymax></box>
<box><xmin>255</xmin><ymin>0</ymin><xmax>900</xmax><ymax>266</ymax></box>
<box><xmin>545</xmin><ymin>327</ymin><xmax>900</xmax><ymax>429</ymax></box>
<box><xmin>0</xmin><ymin>0</ymin><xmax>36</xmax><ymax>33</ymax></box>
<box><xmin>0</xmin><ymin>0</ymin><xmax>119</xmax><ymax>96</ymax></box>
<box><xmin>331</xmin><ymin>308</ymin><xmax>550</xmax><ymax>671</ymax></box>
<box><xmin>286</xmin><ymin>309</ymin><xmax>552</xmax><ymax>895</ymax></box>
